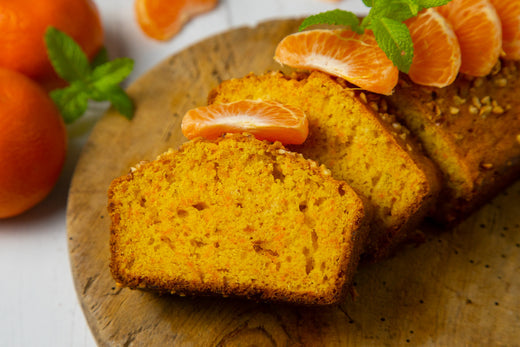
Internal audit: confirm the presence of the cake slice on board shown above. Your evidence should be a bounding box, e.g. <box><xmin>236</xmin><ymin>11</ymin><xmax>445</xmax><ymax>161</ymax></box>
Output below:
<box><xmin>208</xmin><ymin>71</ymin><xmax>441</xmax><ymax>260</ymax></box>
<box><xmin>108</xmin><ymin>133</ymin><xmax>370</xmax><ymax>305</ymax></box>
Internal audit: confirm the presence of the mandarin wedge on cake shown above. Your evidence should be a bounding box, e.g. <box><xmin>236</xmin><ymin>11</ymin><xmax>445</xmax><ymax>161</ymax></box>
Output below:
<box><xmin>181</xmin><ymin>99</ymin><xmax>309</xmax><ymax>145</ymax></box>
<box><xmin>436</xmin><ymin>0</ymin><xmax>502</xmax><ymax>77</ymax></box>
<box><xmin>489</xmin><ymin>0</ymin><xmax>520</xmax><ymax>60</ymax></box>
<box><xmin>405</xmin><ymin>8</ymin><xmax>461</xmax><ymax>88</ymax></box>
<box><xmin>274</xmin><ymin>29</ymin><xmax>398</xmax><ymax>95</ymax></box>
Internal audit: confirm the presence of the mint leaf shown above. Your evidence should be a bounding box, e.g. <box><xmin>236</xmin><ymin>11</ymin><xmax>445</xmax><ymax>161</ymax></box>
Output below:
<box><xmin>91</xmin><ymin>47</ymin><xmax>109</xmax><ymax>69</ymax></box>
<box><xmin>370</xmin><ymin>17</ymin><xmax>414</xmax><ymax>73</ymax></box>
<box><xmin>298</xmin><ymin>0</ymin><xmax>454</xmax><ymax>73</ymax></box>
<box><xmin>50</xmin><ymin>82</ymin><xmax>90</xmax><ymax>123</ymax></box>
<box><xmin>45</xmin><ymin>27</ymin><xmax>90</xmax><ymax>82</ymax></box>
<box><xmin>299</xmin><ymin>10</ymin><xmax>362</xmax><ymax>34</ymax></box>
<box><xmin>418</xmin><ymin>0</ymin><xmax>452</xmax><ymax>8</ymax></box>
<box><xmin>90</xmin><ymin>58</ymin><xmax>134</xmax><ymax>89</ymax></box>
<box><xmin>45</xmin><ymin>26</ymin><xmax>134</xmax><ymax>123</ymax></box>
<box><xmin>103</xmin><ymin>86</ymin><xmax>135</xmax><ymax>120</ymax></box>
<box><xmin>370</xmin><ymin>0</ymin><xmax>420</xmax><ymax>21</ymax></box>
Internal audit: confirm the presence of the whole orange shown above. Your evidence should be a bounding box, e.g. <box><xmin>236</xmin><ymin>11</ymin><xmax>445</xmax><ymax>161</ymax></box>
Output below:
<box><xmin>0</xmin><ymin>0</ymin><xmax>103</xmax><ymax>89</ymax></box>
<box><xmin>0</xmin><ymin>68</ymin><xmax>67</xmax><ymax>219</ymax></box>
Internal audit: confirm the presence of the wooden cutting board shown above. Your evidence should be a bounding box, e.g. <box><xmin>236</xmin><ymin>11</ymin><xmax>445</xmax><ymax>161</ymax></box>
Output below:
<box><xmin>66</xmin><ymin>18</ymin><xmax>520</xmax><ymax>346</ymax></box>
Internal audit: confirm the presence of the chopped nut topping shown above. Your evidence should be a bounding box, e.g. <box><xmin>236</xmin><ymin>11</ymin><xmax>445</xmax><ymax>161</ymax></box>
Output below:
<box><xmin>320</xmin><ymin>166</ymin><xmax>331</xmax><ymax>176</ymax></box>
<box><xmin>480</xmin><ymin>162</ymin><xmax>494</xmax><ymax>170</ymax></box>
<box><xmin>469</xmin><ymin>105</ymin><xmax>479</xmax><ymax>115</ymax></box>
<box><xmin>491</xmin><ymin>60</ymin><xmax>502</xmax><ymax>75</ymax></box>
<box><xmin>472</xmin><ymin>96</ymin><xmax>482</xmax><ymax>108</ymax></box>
<box><xmin>516</xmin><ymin>134</ymin><xmax>520</xmax><ymax>145</ymax></box>
<box><xmin>494</xmin><ymin>78</ymin><xmax>507</xmax><ymax>87</ymax></box>
<box><xmin>473</xmin><ymin>77</ymin><xmax>484</xmax><ymax>88</ymax></box>
<box><xmin>359</xmin><ymin>92</ymin><xmax>367</xmax><ymax>104</ymax></box>
<box><xmin>492</xmin><ymin>105</ymin><xmax>504</xmax><ymax>115</ymax></box>
<box><xmin>449</xmin><ymin>106</ymin><xmax>460</xmax><ymax>115</ymax></box>
<box><xmin>479</xmin><ymin>105</ymin><xmax>492</xmax><ymax>117</ymax></box>
<box><xmin>392</xmin><ymin>122</ymin><xmax>402</xmax><ymax>130</ymax></box>
<box><xmin>481</xmin><ymin>96</ymin><xmax>491</xmax><ymax>105</ymax></box>
<box><xmin>453</xmin><ymin>95</ymin><xmax>466</xmax><ymax>105</ymax></box>
<box><xmin>369</xmin><ymin>101</ymin><xmax>379</xmax><ymax>112</ymax></box>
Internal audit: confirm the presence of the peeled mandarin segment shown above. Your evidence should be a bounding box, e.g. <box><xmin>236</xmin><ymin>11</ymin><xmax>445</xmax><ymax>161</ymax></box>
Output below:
<box><xmin>405</xmin><ymin>8</ymin><xmax>461</xmax><ymax>88</ymax></box>
<box><xmin>489</xmin><ymin>0</ymin><xmax>520</xmax><ymax>60</ymax></box>
<box><xmin>436</xmin><ymin>0</ymin><xmax>502</xmax><ymax>77</ymax></box>
<box><xmin>274</xmin><ymin>29</ymin><xmax>398</xmax><ymax>95</ymax></box>
<box><xmin>135</xmin><ymin>0</ymin><xmax>218</xmax><ymax>41</ymax></box>
<box><xmin>181</xmin><ymin>100</ymin><xmax>309</xmax><ymax>145</ymax></box>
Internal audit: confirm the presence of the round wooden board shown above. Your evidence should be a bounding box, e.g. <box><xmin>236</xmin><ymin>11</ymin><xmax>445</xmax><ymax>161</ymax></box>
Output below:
<box><xmin>67</xmin><ymin>19</ymin><xmax>520</xmax><ymax>346</ymax></box>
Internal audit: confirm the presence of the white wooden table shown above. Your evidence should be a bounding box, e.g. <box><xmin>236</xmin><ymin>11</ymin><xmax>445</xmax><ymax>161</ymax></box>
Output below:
<box><xmin>0</xmin><ymin>1</ymin><xmax>366</xmax><ymax>346</ymax></box>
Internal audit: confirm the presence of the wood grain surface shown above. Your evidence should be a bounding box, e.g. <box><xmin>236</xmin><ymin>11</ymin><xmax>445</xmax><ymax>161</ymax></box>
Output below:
<box><xmin>66</xmin><ymin>18</ymin><xmax>520</xmax><ymax>346</ymax></box>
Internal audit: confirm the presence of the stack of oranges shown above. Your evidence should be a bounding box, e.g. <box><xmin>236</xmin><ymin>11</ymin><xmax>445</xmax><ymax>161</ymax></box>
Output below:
<box><xmin>0</xmin><ymin>0</ymin><xmax>103</xmax><ymax>218</ymax></box>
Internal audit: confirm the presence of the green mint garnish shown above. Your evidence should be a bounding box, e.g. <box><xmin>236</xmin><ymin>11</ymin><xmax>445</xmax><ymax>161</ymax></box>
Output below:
<box><xmin>299</xmin><ymin>0</ymin><xmax>453</xmax><ymax>73</ymax></box>
<box><xmin>45</xmin><ymin>26</ymin><xmax>134</xmax><ymax>124</ymax></box>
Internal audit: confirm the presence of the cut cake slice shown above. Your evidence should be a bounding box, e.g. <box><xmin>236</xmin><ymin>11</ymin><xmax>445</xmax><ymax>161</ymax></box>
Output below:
<box><xmin>108</xmin><ymin>133</ymin><xmax>369</xmax><ymax>305</ymax></box>
<box><xmin>386</xmin><ymin>60</ymin><xmax>520</xmax><ymax>224</ymax></box>
<box><xmin>208</xmin><ymin>71</ymin><xmax>440</xmax><ymax>259</ymax></box>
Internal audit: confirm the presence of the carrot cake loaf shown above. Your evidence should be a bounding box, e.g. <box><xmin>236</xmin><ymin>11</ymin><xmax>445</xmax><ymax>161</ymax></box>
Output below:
<box><xmin>108</xmin><ymin>133</ymin><xmax>369</xmax><ymax>305</ymax></box>
<box><xmin>386</xmin><ymin>60</ymin><xmax>520</xmax><ymax>224</ymax></box>
<box><xmin>208</xmin><ymin>71</ymin><xmax>440</xmax><ymax>259</ymax></box>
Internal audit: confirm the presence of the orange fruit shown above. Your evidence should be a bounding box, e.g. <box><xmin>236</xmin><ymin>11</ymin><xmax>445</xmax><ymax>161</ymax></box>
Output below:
<box><xmin>405</xmin><ymin>8</ymin><xmax>461</xmax><ymax>87</ymax></box>
<box><xmin>489</xmin><ymin>0</ymin><xmax>520</xmax><ymax>60</ymax></box>
<box><xmin>0</xmin><ymin>0</ymin><xmax>103</xmax><ymax>90</ymax></box>
<box><xmin>136</xmin><ymin>0</ymin><xmax>218</xmax><ymax>41</ymax></box>
<box><xmin>181</xmin><ymin>100</ymin><xmax>309</xmax><ymax>145</ymax></box>
<box><xmin>0</xmin><ymin>68</ymin><xmax>67</xmax><ymax>219</ymax></box>
<box><xmin>436</xmin><ymin>0</ymin><xmax>502</xmax><ymax>77</ymax></box>
<box><xmin>274</xmin><ymin>29</ymin><xmax>399</xmax><ymax>95</ymax></box>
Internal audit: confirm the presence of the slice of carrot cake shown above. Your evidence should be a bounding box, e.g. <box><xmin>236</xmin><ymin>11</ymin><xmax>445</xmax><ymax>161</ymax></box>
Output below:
<box><xmin>208</xmin><ymin>71</ymin><xmax>440</xmax><ymax>259</ymax></box>
<box><xmin>108</xmin><ymin>133</ymin><xmax>369</xmax><ymax>305</ymax></box>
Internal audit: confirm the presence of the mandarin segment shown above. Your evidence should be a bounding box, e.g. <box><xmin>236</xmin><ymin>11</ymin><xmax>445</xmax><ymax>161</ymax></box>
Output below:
<box><xmin>181</xmin><ymin>99</ymin><xmax>309</xmax><ymax>145</ymax></box>
<box><xmin>489</xmin><ymin>0</ymin><xmax>520</xmax><ymax>60</ymax></box>
<box><xmin>135</xmin><ymin>0</ymin><xmax>218</xmax><ymax>41</ymax></box>
<box><xmin>274</xmin><ymin>29</ymin><xmax>399</xmax><ymax>95</ymax></box>
<box><xmin>405</xmin><ymin>8</ymin><xmax>461</xmax><ymax>88</ymax></box>
<box><xmin>436</xmin><ymin>0</ymin><xmax>502</xmax><ymax>77</ymax></box>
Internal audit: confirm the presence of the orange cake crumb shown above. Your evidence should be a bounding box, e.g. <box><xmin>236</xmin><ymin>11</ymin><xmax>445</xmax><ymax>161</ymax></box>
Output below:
<box><xmin>108</xmin><ymin>133</ymin><xmax>369</xmax><ymax>305</ymax></box>
<box><xmin>208</xmin><ymin>71</ymin><xmax>440</xmax><ymax>259</ymax></box>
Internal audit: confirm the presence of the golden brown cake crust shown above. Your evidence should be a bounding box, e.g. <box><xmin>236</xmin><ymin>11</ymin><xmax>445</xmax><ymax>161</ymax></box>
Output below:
<box><xmin>108</xmin><ymin>134</ymin><xmax>370</xmax><ymax>305</ymax></box>
<box><xmin>386</xmin><ymin>60</ymin><xmax>520</xmax><ymax>224</ymax></box>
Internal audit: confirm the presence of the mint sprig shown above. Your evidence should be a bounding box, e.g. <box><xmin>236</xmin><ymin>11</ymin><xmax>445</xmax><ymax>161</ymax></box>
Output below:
<box><xmin>299</xmin><ymin>0</ymin><xmax>453</xmax><ymax>73</ymax></box>
<box><xmin>45</xmin><ymin>27</ymin><xmax>134</xmax><ymax>124</ymax></box>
